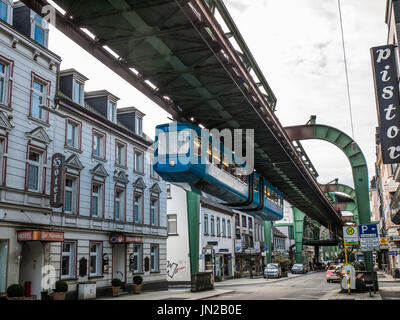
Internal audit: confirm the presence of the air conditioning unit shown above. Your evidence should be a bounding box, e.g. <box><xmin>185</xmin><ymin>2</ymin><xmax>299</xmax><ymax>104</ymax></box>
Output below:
<box><xmin>78</xmin><ymin>281</ymin><xmax>96</xmax><ymax>300</ymax></box>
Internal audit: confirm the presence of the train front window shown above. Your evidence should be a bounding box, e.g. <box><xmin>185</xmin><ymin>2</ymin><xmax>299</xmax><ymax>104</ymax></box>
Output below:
<box><xmin>157</xmin><ymin>130</ymin><xmax>190</xmax><ymax>155</ymax></box>
<box><xmin>193</xmin><ymin>136</ymin><xmax>201</xmax><ymax>157</ymax></box>
<box><xmin>222</xmin><ymin>154</ymin><xmax>229</xmax><ymax>172</ymax></box>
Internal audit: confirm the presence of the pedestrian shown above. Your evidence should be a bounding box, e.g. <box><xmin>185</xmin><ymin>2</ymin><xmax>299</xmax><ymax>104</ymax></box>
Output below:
<box><xmin>249</xmin><ymin>264</ymin><xmax>253</xmax><ymax>279</ymax></box>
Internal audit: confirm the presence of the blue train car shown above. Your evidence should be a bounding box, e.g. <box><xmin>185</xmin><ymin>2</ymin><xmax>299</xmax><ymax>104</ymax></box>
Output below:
<box><xmin>153</xmin><ymin>122</ymin><xmax>283</xmax><ymax>221</ymax></box>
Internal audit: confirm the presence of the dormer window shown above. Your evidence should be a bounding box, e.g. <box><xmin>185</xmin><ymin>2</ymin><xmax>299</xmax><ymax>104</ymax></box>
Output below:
<box><xmin>107</xmin><ymin>100</ymin><xmax>116</xmax><ymax>123</ymax></box>
<box><xmin>0</xmin><ymin>0</ymin><xmax>12</xmax><ymax>24</ymax></box>
<box><xmin>135</xmin><ymin>115</ymin><xmax>142</xmax><ymax>136</ymax></box>
<box><xmin>32</xmin><ymin>13</ymin><xmax>48</xmax><ymax>47</ymax></box>
<box><xmin>73</xmin><ymin>80</ymin><xmax>84</xmax><ymax>105</ymax></box>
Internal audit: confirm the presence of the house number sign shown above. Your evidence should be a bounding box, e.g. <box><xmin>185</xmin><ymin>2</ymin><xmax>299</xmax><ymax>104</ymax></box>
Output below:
<box><xmin>371</xmin><ymin>45</ymin><xmax>400</xmax><ymax>163</ymax></box>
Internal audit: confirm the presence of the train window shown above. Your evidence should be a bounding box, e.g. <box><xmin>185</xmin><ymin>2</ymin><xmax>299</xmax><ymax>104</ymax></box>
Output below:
<box><xmin>230</xmin><ymin>159</ymin><xmax>236</xmax><ymax>176</ymax></box>
<box><xmin>193</xmin><ymin>135</ymin><xmax>201</xmax><ymax>157</ymax></box>
<box><xmin>264</xmin><ymin>185</ymin><xmax>268</xmax><ymax>199</ymax></box>
<box><xmin>173</xmin><ymin>130</ymin><xmax>190</xmax><ymax>154</ymax></box>
<box><xmin>267</xmin><ymin>187</ymin><xmax>271</xmax><ymax>199</ymax></box>
<box><xmin>208</xmin><ymin>143</ymin><xmax>212</xmax><ymax>163</ymax></box>
<box><xmin>222</xmin><ymin>154</ymin><xmax>229</xmax><ymax>172</ymax></box>
<box><xmin>254</xmin><ymin>176</ymin><xmax>259</xmax><ymax>192</ymax></box>
<box><xmin>212</xmin><ymin>145</ymin><xmax>221</xmax><ymax>167</ymax></box>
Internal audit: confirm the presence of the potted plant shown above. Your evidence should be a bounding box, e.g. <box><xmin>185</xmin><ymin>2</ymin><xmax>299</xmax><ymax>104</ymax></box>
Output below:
<box><xmin>111</xmin><ymin>278</ymin><xmax>122</xmax><ymax>297</ymax></box>
<box><xmin>53</xmin><ymin>280</ymin><xmax>68</xmax><ymax>300</ymax></box>
<box><xmin>6</xmin><ymin>284</ymin><xmax>24</xmax><ymax>300</ymax></box>
<box><xmin>132</xmin><ymin>275</ymin><xmax>143</xmax><ymax>294</ymax></box>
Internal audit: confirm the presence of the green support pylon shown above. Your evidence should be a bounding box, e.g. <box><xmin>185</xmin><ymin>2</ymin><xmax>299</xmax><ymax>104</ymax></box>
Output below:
<box><xmin>186</xmin><ymin>190</ymin><xmax>201</xmax><ymax>276</ymax></box>
<box><xmin>264</xmin><ymin>221</ymin><xmax>272</xmax><ymax>263</ymax></box>
<box><xmin>285</xmin><ymin>119</ymin><xmax>373</xmax><ymax>271</ymax></box>
<box><xmin>293</xmin><ymin>207</ymin><xmax>306</xmax><ymax>263</ymax></box>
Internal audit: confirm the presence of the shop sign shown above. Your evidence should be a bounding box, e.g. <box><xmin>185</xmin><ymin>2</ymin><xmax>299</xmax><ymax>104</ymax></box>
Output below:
<box><xmin>50</xmin><ymin>153</ymin><xmax>65</xmax><ymax>207</ymax></box>
<box><xmin>219</xmin><ymin>249</ymin><xmax>229</xmax><ymax>253</ymax></box>
<box><xmin>109</xmin><ymin>236</ymin><xmax>144</xmax><ymax>244</ymax></box>
<box><xmin>388</xmin><ymin>251</ymin><xmax>398</xmax><ymax>255</ymax></box>
<box><xmin>371</xmin><ymin>45</ymin><xmax>400</xmax><ymax>164</ymax></box>
<box><xmin>234</xmin><ymin>239</ymin><xmax>242</xmax><ymax>253</ymax></box>
<box><xmin>389</xmin><ymin>235</ymin><xmax>400</xmax><ymax>242</ymax></box>
<box><xmin>17</xmin><ymin>231</ymin><xmax>64</xmax><ymax>242</ymax></box>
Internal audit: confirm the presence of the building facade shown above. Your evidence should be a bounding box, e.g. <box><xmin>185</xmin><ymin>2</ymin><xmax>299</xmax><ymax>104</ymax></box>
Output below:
<box><xmin>166</xmin><ymin>183</ymin><xmax>235</xmax><ymax>285</ymax></box>
<box><xmin>0</xmin><ymin>1</ymin><xmax>167</xmax><ymax>299</ymax></box>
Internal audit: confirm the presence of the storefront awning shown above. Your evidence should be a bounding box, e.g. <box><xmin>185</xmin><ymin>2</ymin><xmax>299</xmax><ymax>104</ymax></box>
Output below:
<box><xmin>17</xmin><ymin>230</ymin><xmax>64</xmax><ymax>242</ymax></box>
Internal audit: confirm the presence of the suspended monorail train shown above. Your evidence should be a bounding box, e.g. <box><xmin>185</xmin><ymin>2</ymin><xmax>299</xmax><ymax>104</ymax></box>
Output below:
<box><xmin>153</xmin><ymin>122</ymin><xmax>283</xmax><ymax>221</ymax></box>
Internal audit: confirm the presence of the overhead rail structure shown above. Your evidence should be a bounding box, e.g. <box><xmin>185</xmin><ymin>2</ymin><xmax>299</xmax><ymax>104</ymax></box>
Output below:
<box><xmin>21</xmin><ymin>0</ymin><xmax>343</xmax><ymax>232</ymax></box>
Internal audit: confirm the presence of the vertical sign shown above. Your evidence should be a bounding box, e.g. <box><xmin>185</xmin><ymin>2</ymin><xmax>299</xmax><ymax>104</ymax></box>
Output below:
<box><xmin>50</xmin><ymin>153</ymin><xmax>65</xmax><ymax>208</ymax></box>
<box><xmin>343</xmin><ymin>225</ymin><xmax>359</xmax><ymax>245</ymax></box>
<box><xmin>358</xmin><ymin>224</ymin><xmax>379</xmax><ymax>251</ymax></box>
<box><xmin>371</xmin><ymin>45</ymin><xmax>400</xmax><ymax>163</ymax></box>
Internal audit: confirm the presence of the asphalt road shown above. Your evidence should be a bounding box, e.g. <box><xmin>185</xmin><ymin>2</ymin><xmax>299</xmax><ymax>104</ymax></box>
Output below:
<box><xmin>205</xmin><ymin>271</ymin><xmax>339</xmax><ymax>300</ymax></box>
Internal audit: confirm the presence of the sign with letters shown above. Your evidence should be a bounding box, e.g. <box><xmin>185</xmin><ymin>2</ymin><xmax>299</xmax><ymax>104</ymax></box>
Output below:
<box><xmin>50</xmin><ymin>153</ymin><xmax>65</xmax><ymax>207</ymax></box>
<box><xmin>358</xmin><ymin>224</ymin><xmax>379</xmax><ymax>251</ymax></box>
<box><xmin>371</xmin><ymin>45</ymin><xmax>400</xmax><ymax>163</ymax></box>
<box><xmin>343</xmin><ymin>225</ymin><xmax>359</xmax><ymax>245</ymax></box>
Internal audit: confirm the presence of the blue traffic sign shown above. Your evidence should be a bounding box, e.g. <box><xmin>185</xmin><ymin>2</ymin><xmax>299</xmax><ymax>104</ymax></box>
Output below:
<box><xmin>358</xmin><ymin>224</ymin><xmax>378</xmax><ymax>236</ymax></box>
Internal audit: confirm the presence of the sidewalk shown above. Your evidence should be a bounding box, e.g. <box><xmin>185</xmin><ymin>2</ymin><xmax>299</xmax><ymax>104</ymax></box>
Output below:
<box><xmin>320</xmin><ymin>271</ymin><xmax>400</xmax><ymax>300</ymax></box>
<box><xmin>213</xmin><ymin>272</ymin><xmax>303</xmax><ymax>287</ymax></box>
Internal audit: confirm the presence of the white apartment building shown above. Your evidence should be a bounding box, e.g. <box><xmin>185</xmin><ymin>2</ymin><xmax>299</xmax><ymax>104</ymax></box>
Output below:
<box><xmin>0</xmin><ymin>1</ymin><xmax>167</xmax><ymax>299</ymax></box>
<box><xmin>166</xmin><ymin>183</ymin><xmax>235</xmax><ymax>285</ymax></box>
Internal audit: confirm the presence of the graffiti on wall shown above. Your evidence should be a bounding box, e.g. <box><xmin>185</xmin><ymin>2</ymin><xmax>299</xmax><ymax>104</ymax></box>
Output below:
<box><xmin>166</xmin><ymin>261</ymin><xmax>185</xmax><ymax>278</ymax></box>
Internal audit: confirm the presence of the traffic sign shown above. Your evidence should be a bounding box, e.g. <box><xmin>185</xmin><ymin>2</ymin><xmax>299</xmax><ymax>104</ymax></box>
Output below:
<box><xmin>358</xmin><ymin>224</ymin><xmax>379</xmax><ymax>251</ymax></box>
<box><xmin>343</xmin><ymin>225</ymin><xmax>359</xmax><ymax>245</ymax></box>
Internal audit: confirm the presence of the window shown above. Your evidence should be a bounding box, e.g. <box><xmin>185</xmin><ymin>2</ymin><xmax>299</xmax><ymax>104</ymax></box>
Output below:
<box><xmin>134</xmin><ymin>193</ymin><xmax>143</xmax><ymax>223</ymax></box>
<box><xmin>72</xmin><ymin>80</ymin><xmax>83</xmax><ymax>105</ymax></box>
<box><xmin>242</xmin><ymin>215</ymin><xmax>247</xmax><ymax>228</ymax></box>
<box><xmin>0</xmin><ymin>240</ymin><xmax>8</xmax><ymax>293</ymax></box>
<box><xmin>64</xmin><ymin>175</ymin><xmax>78</xmax><ymax>214</ymax></box>
<box><xmin>222</xmin><ymin>219</ymin><xmax>226</xmax><ymax>237</ymax></box>
<box><xmin>107</xmin><ymin>100</ymin><xmax>116</xmax><ymax>123</ymax></box>
<box><xmin>61</xmin><ymin>241</ymin><xmax>76</xmax><ymax>279</ymax></box>
<box><xmin>150</xmin><ymin>245</ymin><xmax>159</xmax><ymax>272</ymax></box>
<box><xmin>227</xmin><ymin>220</ymin><xmax>231</xmax><ymax>238</ymax></box>
<box><xmin>27</xmin><ymin>147</ymin><xmax>44</xmax><ymax>192</ymax></box>
<box><xmin>150</xmin><ymin>198</ymin><xmax>159</xmax><ymax>226</ymax></box>
<box><xmin>0</xmin><ymin>138</ymin><xmax>5</xmax><ymax>186</ymax></box>
<box><xmin>91</xmin><ymin>182</ymin><xmax>103</xmax><ymax>218</ymax></box>
<box><xmin>210</xmin><ymin>216</ymin><xmax>215</xmax><ymax>236</ymax></box>
<box><xmin>66</xmin><ymin>119</ymin><xmax>81</xmax><ymax>150</ymax></box>
<box><xmin>31</xmin><ymin>80</ymin><xmax>46</xmax><ymax>121</ymax></box>
<box><xmin>115</xmin><ymin>141</ymin><xmax>126</xmax><ymax>167</ymax></box>
<box><xmin>135</xmin><ymin>115</ymin><xmax>142</xmax><ymax>136</ymax></box>
<box><xmin>134</xmin><ymin>149</ymin><xmax>144</xmax><ymax>173</ymax></box>
<box><xmin>132</xmin><ymin>244</ymin><xmax>142</xmax><ymax>273</ymax></box>
<box><xmin>115</xmin><ymin>188</ymin><xmax>125</xmax><ymax>221</ymax></box>
<box><xmin>204</xmin><ymin>214</ymin><xmax>209</xmax><ymax>235</ymax></box>
<box><xmin>0</xmin><ymin>61</ymin><xmax>9</xmax><ymax>105</ymax></box>
<box><xmin>0</xmin><ymin>1</ymin><xmax>8</xmax><ymax>23</ymax></box>
<box><xmin>167</xmin><ymin>214</ymin><xmax>177</xmax><ymax>235</ymax></box>
<box><xmin>92</xmin><ymin>130</ymin><xmax>106</xmax><ymax>159</ymax></box>
<box><xmin>248</xmin><ymin>217</ymin><xmax>253</xmax><ymax>230</ymax></box>
<box><xmin>89</xmin><ymin>242</ymin><xmax>102</xmax><ymax>276</ymax></box>
<box><xmin>166</xmin><ymin>184</ymin><xmax>171</xmax><ymax>199</ymax></box>
<box><xmin>217</xmin><ymin>217</ymin><xmax>221</xmax><ymax>236</ymax></box>
<box><xmin>32</xmin><ymin>14</ymin><xmax>48</xmax><ymax>47</ymax></box>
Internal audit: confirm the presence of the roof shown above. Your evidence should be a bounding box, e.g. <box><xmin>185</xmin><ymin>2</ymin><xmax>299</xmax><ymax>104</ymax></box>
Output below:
<box><xmin>200</xmin><ymin>196</ymin><xmax>234</xmax><ymax>216</ymax></box>
<box><xmin>273</xmin><ymin>227</ymin><xmax>287</xmax><ymax>238</ymax></box>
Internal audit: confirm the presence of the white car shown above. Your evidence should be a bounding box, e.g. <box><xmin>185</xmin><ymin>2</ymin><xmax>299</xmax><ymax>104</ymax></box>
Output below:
<box><xmin>264</xmin><ymin>263</ymin><xmax>282</xmax><ymax>279</ymax></box>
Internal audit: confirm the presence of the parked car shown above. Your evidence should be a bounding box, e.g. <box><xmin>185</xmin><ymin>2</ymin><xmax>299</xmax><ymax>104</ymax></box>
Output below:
<box><xmin>326</xmin><ymin>264</ymin><xmax>345</xmax><ymax>282</ymax></box>
<box><xmin>291</xmin><ymin>263</ymin><xmax>308</xmax><ymax>274</ymax></box>
<box><xmin>264</xmin><ymin>263</ymin><xmax>282</xmax><ymax>279</ymax></box>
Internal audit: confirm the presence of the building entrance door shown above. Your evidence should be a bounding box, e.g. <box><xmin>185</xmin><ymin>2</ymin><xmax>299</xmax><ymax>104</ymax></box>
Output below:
<box><xmin>0</xmin><ymin>240</ymin><xmax>8</xmax><ymax>293</ymax></box>
<box><xmin>19</xmin><ymin>242</ymin><xmax>44</xmax><ymax>299</ymax></box>
<box><xmin>113</xmin><ymin>244</ymin><xmax>126</xmax><ymax>283</ymax></box>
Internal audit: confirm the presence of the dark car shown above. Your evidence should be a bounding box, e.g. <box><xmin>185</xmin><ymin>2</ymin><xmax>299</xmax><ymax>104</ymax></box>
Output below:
<box><xmin>291</xmin><ymin>263</ymin><xmax>308</xmax><ymax>274</ymax></box>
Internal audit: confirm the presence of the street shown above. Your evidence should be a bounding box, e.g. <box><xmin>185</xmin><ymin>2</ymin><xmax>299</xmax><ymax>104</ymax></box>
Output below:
<box><xmin>207</xmin><ymin>271</ymin><xmax>338</xmax><ymax>300</ymax></box>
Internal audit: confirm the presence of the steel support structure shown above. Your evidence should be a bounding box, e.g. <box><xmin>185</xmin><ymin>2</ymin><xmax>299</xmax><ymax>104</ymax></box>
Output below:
<box><xmin>285</xmin><ymin>119</ymin><xmax>373</xmax><ymax>270</ymax></box>
<box><xmin>187</xmin><ymin>190</ymin><xmax>201</xmax><ymax>276</ymax></box>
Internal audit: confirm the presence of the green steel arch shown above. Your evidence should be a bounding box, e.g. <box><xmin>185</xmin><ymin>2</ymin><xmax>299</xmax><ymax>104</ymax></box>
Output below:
<box><xmin>285</xmin><ymin>118</ymin><xmax>373</xmax><ymax>270</ymax></box>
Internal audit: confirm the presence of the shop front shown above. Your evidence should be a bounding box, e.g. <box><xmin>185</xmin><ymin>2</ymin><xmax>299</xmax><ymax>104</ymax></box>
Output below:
<box><xmin>17</xmin><ymin>230</ymin><xmax>64</xmax><ymax>299</ymax></box>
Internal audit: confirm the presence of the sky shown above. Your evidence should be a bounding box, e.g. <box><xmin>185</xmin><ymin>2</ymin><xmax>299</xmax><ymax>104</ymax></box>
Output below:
<box><xmin>48</xmin><ymin>0</ymin><xmax>388</xmax><ymax>189</ymax></box>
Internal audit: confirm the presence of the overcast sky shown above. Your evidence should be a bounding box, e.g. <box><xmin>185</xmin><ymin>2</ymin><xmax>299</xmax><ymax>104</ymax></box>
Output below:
<box><xmin>49</xmin><ymin>0</ymin><xmax>387</xmax><ymax>189</ymax></box>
